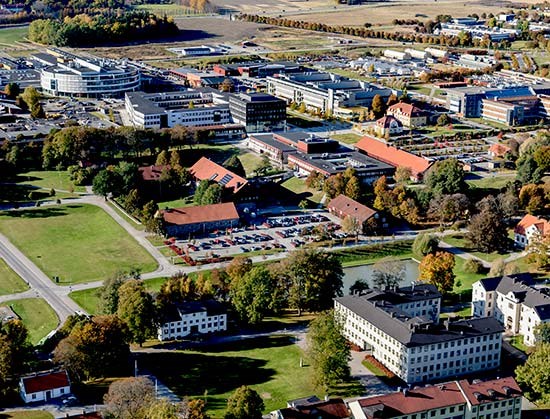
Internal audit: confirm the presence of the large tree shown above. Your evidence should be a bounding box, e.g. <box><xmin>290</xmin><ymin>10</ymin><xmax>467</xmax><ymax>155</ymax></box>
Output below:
<box><xmin>418</xmin><ymin>251</ymin><xmax>456</xmax><ymax>294</ymax></box>
<box><xmin>103</xmin><ymin>377</ymin><xmax>156</xmax><ymax>419</ymax></box>
<box><xmin>224</xmin><ymin>386</ymin><xmax>264</xmax><ymax>419</ymax></box>
<box><xmin>516</xmin><ymin>343</ymin><xmax>550</xmax><ymax>405</ymax></box>
<box><xmin>0</xmin><ymin>320</ymin><xmax>31</xmax><ymax>394</ymax></box>
<box><xmin>412</xmin><ymin>233</ymin><xmax>439</xmax><ymax>258</ymax></box>
<box><xmin>370</xmin><ymin>94</ymin><xmax>387</xmax><ymax>118</ymax></box>
<box><xmin>307</xmin><ymin>311</ymin><xmax>350</xmax><ymax>388</ymax></box>
<box><xmin>229</xmin><ymin>266</ymin><xmax>276</xmax><ymax>324</ymax></box>
<box><xmin>99</xmin><ymin>270</ymin><xmax>141</xmax><ymax>314</ymax></box>
<box><xmin>466</xmin><ymin>196</ymin><xmax>509</xmax><ymax>253</ymax></box>
<box><xmin>117</xmin><ymin>280</ymin><xmax>156</xmax><ymax>346</ymax></box>
<box><xmin>425</xmin><ymin>159</ymin><xmax>466</xmax><ymax>195</ymax></box>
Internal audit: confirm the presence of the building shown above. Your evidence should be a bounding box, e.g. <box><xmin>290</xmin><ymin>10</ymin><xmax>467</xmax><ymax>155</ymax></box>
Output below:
<box><xmin>160</xmin><ymin>202</ymin><xmax>239</xmax><ymax>237</ymax></box>
<box><xmin>387</xmin><ymin>103</ymin><xmax>427</xmax><ymax>127</ymax></box>
<box><xmin>20</xmin><ymin>371</ymin><xmax>71</xmax><ymax>404</ymax></box>
<box><xmin>157</xmin><ymin>300</ymin><xmax>227</xmax><ymax>341</ymax></box>
<box><xmin>487</xmin><ymin>143</ymin><xmax>511</xmax><ymax>159</ymax></box>
<box><xmin>213</xmin><ymin>61</ymin><xmax>301</xmax><ymax>77</ymax></box>
<box><xmin>355</xmin><ymin>136</ymin><xmax>432</xmax><ymax>182</ymax></box>
<box><xmin>247</xmin><ymin>133</ymin><xmax>297</xmax><ymax>168</ymax></box>
<box><xmin>514</xmin><ymin>214</ymin><xmax>550</xmax><ymax>248</ymax></box>
<box><xmin>384</xmin><ymin>50</ymin><xmax>411</xmax><ymax>61</ymax></box>
<box><xmin>335</xmin><ymin>285</ymin><xmax>503</xmax><ymax>384</ymax></box>
<box><xmin>190</xmin><ymin>157</ymin><xmax>248</xmax><ymax>194</ymax></box>
<box><xmin>125</xmin><ymin>89</ymin><xmax>231</xmax><ymax>129</ymax></box>
<box><xmin>375</xmin><ymin>115</ymin><xmax>403</xmax><ymax>137</ymax></box>
<box><xmin>169</xmin><ymin>45</ymin><xmax>224</xmax><ymax>57</ymax></box>
<box><xmin>37</xmin><ymin>49</ymin><xmax>140</xmax><ymax>98</ymax></box>
<box><xmin>229</xmin><ymin>92</ymin><xmax>286</xmax><ymax>132</ymax></box>
<box><xmin>472</xmin><ymin>273</ymin><xmax>550</xmax><ymax>346</ymax></box>
<box><xmin>139</xmin><ymin>165</ymin><xmax>170</xmax><ymax>182</ymax></box>
<box><xmin>327</xmin><ymin>194</ymin><xmax>377</xmax><ymax>233</ymax></box>
<box><xmin>271</xmin><ymin>396</ymin><xmax>350</xmax><ymax>419</ymax></box>
<box><xmin>349</xmin><ymin>376</ymin><xmax>522</xmax><ymax>419</ymax></box>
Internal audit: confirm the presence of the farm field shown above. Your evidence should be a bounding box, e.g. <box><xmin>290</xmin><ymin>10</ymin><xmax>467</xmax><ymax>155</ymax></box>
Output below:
<box><xmin>0</xmin><ymin>204</ymin><xmax>157</xmax><ymax>284</ymax></box>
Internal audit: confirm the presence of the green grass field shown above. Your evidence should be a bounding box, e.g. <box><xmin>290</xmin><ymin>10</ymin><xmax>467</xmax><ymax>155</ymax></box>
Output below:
<box><xmin>442</xmin><ymin>234</ymin><xmax>512</xmax><ymax>263</ymax></box>
<box><xmin>69</xmin><ymin>277</ymin><xmax>169</xmax><ymax>314</ymax></box>
<box><xmin>17</xmin><ymin>171</ymin><xmax>85</xmax><ymax>193</ymax></box>
<box><xmin>334</xmin><ymin>240</ymin><xmax>414</xmax><ymax>267</ymax></box>
<box><xmin>0</xmin><ymin>204</ymin><xmax>158</xmax><ymax>284</ymax></box>
<box><xmin>453</xmin><ymin>257</ymin><xmax>487</xmax><ymax>294</ymax></box>
<box><xmin>140</xmin><ymin>335</ymin><xmax>361</xmax><ymax>417</ymax></box>
<box><xmin>0</xmin><ymin>258</ymin><xmax>29</xmax><ymax>295</ymax></box>
<box><xmin>0</xmin><ymin>411</ymin><xmax>54</xmax><ymax>419</ymax></box>
<box><xmin>0</xmin><ymin>26</ymin><xmax>28</xmax><ymax>45</ymax></box>
<box><xmin>331</xmin><ymin>133</ymin><xmax>363</xmax><ymax>145</ymax></box>
<box><xmin>466</xmin><ymin>175</ymin><xmax>515</xmax><ymax>191</ymax></box>
<box><xmin>4</xmin><ymin>298</ymin><xmax>58</xmax><ymax>344</ymax></box>
<box><xmin>281</xmin><ymin>177</ymin><xmax>325</xmax><ymax>204</ymax></box>
<box><xmin>238</xmin><ymin>151</ymin><xmax>264</xmax><ymax>177</ymax></box>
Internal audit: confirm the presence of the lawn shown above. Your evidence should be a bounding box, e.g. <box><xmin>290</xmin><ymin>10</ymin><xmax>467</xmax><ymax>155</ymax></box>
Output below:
<box><xmin>281</xmin><ymin>177</ymin><xmax>325</xmax><ymax>204</ymax></box>
<box><xmin>157</xmin><ymin>196</ymin><xmax>194</xmax><ymax>209</ymax></box>
<box><xmin>0</xmin><ymin>258</ymin><xmax>29</xmax><ymax>295</ymax></box>
<box><xmin>453</xmin><ymin>257</ymin><xmax>487</xmax><ymax>294</ymax></box>
<box><xmin>466</xmin><ymin>175</ymin><xmax>515</xmax><ymax>191</ymax></box>
<box><xmin>0</xmin><ymin>411</ymin><xmax>54</xmax><ymax>419</ymax></box>
<box><xmin>139</xmin><ymin>335</ymin><xmax>361</xmax><ymax>418</ymax></box>
<box><xmin>4</xmin><ymin>298</ymin><xmax>58</xmax><ymax>345</ymax></box>
<box><xmin>69</xmin><ymin>277</ymin><xmax>169</xmax><ymax>314</ymax></box>
<box><xmin>0</xmin><ymin>204</ymin><xmax>158</xmax><ymax>284</ymax></box>
<box><xmin>18</xmin><ymin>170</ymin><xmax>85</xmax><ymax>193</ymax></box>
<box><xmin>442</xmin><ymin>234</ymin><xmax>512</xmax><ymax>263</ymax></box>
<box><xmin>0</xmin><ymin>26</ymin><xmax>28</xmax><ymax>45</ymax></box>
<box><xmin>334</xmin><ymin>240</ymin><xmax>414</xmax><ymax>267</ymax></box>
<box><xmin>331</xmin><ymin>133</ymin><xmax>363</xmax><ymax>145</ymax></box>
<box><xmin>508</xmin><ymin>335</ymin><xmax>529</xmax><ymax>354</ymax></box>
<box><xmin>238</xmin><ymin>151</ymin><xmax>264</xmax><ymax>177</ymax></box>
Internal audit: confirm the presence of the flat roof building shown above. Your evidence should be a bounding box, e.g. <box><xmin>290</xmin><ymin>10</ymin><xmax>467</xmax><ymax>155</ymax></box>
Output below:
<box><xmin>229</xmin><ymin>92</ymin><xmax>286</xmax><ymax>132</ymax></box>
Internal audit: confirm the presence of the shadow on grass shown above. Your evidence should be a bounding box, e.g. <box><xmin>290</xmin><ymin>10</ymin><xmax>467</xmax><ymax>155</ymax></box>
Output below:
<box><xmin>197</xmin><ymin>335</ymin><xmax>294</xmax><ymax>353</ymax></box>
<box><xmin>0</xmin><ymin>206</ymin><xmax>75</xmax><ymax>219</ymax></box>
<box><xmin>330</xmin><ymin>380</ymin><xmax>366</xmax><ymax>398</ymax></box>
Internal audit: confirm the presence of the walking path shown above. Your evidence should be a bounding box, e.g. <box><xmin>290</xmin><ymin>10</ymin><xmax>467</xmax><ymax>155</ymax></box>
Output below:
<box><xmin>348</xmin><ymin>351</ymin><xmax>393</xmax><ymax>397</ymax></box>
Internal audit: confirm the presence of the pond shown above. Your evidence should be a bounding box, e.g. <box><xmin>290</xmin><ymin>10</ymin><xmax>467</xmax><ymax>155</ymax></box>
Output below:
<box><xmin>342</xmin><ymin>259</ymin><xmax>420</xmax><ymax>295</ymax></box>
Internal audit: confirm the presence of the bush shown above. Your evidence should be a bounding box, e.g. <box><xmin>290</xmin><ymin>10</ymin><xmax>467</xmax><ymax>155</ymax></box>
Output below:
<box><xmin>464</xmin><ymin>259</ymin><xmax>484</xmax><ymax>274</ymax></box>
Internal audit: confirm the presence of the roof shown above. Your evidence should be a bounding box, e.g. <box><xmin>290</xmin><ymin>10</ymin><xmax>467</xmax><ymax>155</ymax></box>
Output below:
<box><xmin>279</xmin><ymin>398</ymin><xmax>349</xmax><ymax>419</ymax></box>
<box><xmin>327</xmin><ymin>194</ymin><xmax>377</xmax><ymax>223</ymax></box>
<box><xmin>162</xmin><ymin>202</ymin><xmax>239</xmax><ymax>226</ymax></box>
<box><xmin>458</xmin><ymin>377</ymin><xmax>522</xmax><ymax>406</ymax></box>
<box><xmin>376</xmin><ymin>115</ymin><xmax>403</xmax><ymax>129</ymax></box>
<box><xmin>161</xmin><ymin>300</ymin><xmax>227</xmax><ymax>323</ymax></box>
<box><xmin>139</xmin><ymin>165</ymin><xmax>170</xmax><ymax>181</ymax></box>
<box><xmin>488</xmin><ymin>143</ymin><xmax>511</xmax><ymax>157</ymax></box>
<box><xmin>515</xmin><ymin>214</ymin><xmax>550</xmax><ymax>237</ymax></box>
<box><xmin>355</xmin><ymin>136</ymin><xmax>432</xmax><ymax>179</ymax></box>
<box><xmin>22</xmin><ymin>371</ymin><xmax>70</xmax><ymax>394</ymax></box>
<box><xmin>190</xmin><ymin>157</ymin><xmax>248</xmax><ymax>193</ymax></box>
<box><xmin>387</xmin><ymin>102</ymin><xmax>425</xmax><ymax>118</ymax></box>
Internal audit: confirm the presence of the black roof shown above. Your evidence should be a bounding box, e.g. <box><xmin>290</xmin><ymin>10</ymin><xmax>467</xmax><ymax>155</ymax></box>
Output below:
<box><xmin>478</xmin><ymin>273</ymin><xmax>532</xmax><ymax>292</ymax></box>
<box><xmin>160</xmin><ymin>300</ymin><xmax>226</xmax><ymax>323</ymax></box>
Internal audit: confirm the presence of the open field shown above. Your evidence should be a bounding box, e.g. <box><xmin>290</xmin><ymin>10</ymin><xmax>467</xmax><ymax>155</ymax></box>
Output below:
<box><xmin>0</xmin><ymin>204</ymin><xmax>158</xmax><ymax>284</ymax></box>
<box><xmin>453</xmin><ymin>257</ymin><xmax>487</xmax><ymax>295</ymax></box>
<box><xmin>0</xmin><ymin>412</ymin><xmax>54</xmax><ymax>419</ymax></box>
<box><xmin>17</xmin><ymin>170</ymin><xmax>85</xmax><ymax>193</ymax></box>
<box><xmin>4</xmin><ymin>298</ymin><xmax>58</xmax><ymax>344</ymax></box>
<box><xmin>442</xmin><ymin>234</ymin><xmax>514</xmax><ymax>263</ymax></box>
<box><xmin>0</xmin><ymin>258</ymin><xmax>29</xmax><ymax>295</ymax></box>
<box><xmin>466</xmin><ymin>174</ymin><xmax>515</xmax><ymax>191</ymax></box>
<box><xmin>135</xmin><ymin>4</ymin><xmax>202</xmax><ymax>16</ymax></box>
<box><xmin>238</xmin><ymin>151</ymin><xmax>264</xmax><ymax>177</ymax></box>
<box><xmin>281</xmin><ymin>177</ymin><xmax>325</xmax><ymax>204</ymax></box>
<box><xmin>140</xmin><ymin>335</ymin><xmax>361</xmax><ymax>417</ymax></box>
<box><xmin>334</xmin><ymin>240</ymin><xmax>414</xmax><ymax>267</ymax></box>
<box><xmin>211</xmin><ymin>0</ymin><xmax>330</xmax><ymax>13</ymax></box>
<box><xmin>0</xmin><ymin>26</ymin><xmax>28</xmax><ymax>46</ymax></box>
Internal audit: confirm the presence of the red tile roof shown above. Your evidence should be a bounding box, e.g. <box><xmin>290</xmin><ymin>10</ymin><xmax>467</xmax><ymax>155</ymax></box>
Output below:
<box><xmin>355</xmin><ymin>136</ymin><xmax>432</xmax><ymax>179</ymax></box>
<box><xmin>190</xmin><ymin>157</ymin><xmax>248</xmax><ymax>193</ymax></box>
<box><xmin>376</xmin><ymin>115</ymin><xmax>402</xmax><ymax>129</ymax></box>
<box><xmin>328</xmin><ymin>195</ymin><xmax>376</xmax><ymax>224</ymax></box>
<box><xmin>388</xmin><ymin>102</ymin><xmax>424</xmax><ymax>118</ymax></box>
<box><xmin>22</xmin><ymin>371</ymin><xmax>70</xmax><ymax>394</ymax></box>
<box><xmin>488</xmin><ymin>143</ymin><xmax>511</xmax><ymax>157</ymax></box>
<box><xmin>514</xmin><ymin>214</ymin><xmax>550</xmax><ymax>236</ymax></box>
<box><xmin>357</xmin><ymin>382</ymin><xmax>465</xmax><ymax>416</ymax></box>
<box><xmin>161</xmin><ymin>202</ymin><xmax>239</xmax><ymax>226</ymax></box>
<box><xmin>139</xmin><ymin>165</ymin><xmax>170</xmax><ymax>181</ymax></box>
<box><xmin>459</xmin><ymin>377</ymin><xmax>522</xmax><ymax>406</ymax></box>
<box><xmin>279</xmin><ymin>399</ymin><xmax>349</xmax><ymax>418</ymax></box>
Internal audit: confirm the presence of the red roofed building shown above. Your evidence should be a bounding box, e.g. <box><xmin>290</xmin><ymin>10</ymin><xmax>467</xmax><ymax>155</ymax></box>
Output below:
<box><xmin>327</xmin><ymin>194</ymin><xmax>377</xmax><ymax>234</ymax></box>
<box><xmin>349</xmin><ymin>377</ymin><xmax>522</xmax><ymax>419</ymax></box>
<box><xmin>387</xmin><ymin>102</ymin><xmax>427</xmax><ymax>127</ymax></box>
<box><xmin>271</xmin><ymin>396</ymin><xmax>350</xmax><ymax>419</ymax></box>
<box><xmin>375</xmin><ymin>115</ymin><xmax>403</xmax><ymax>137</ymax></box>
<box><xmin>139</xmin><ymin>164</ymin><xmax>170</xmax><ymax>182</ymax></box>
<box><xmin>514</xmin><ymin>214</ymin><xmax>550</xmax><ymax>248</ymax></box>
<box><xmin>20</xmin><ymin>370</ymin><xmax>71</xmax><ymax>403</ymax></box>
<box><xmin>190</xmin><ymin>157</ymin><xmax>248</xmax><ymax>194</ymax></box>
<box><xmin>488</xmin><ymin>143</ymin><xmax>512</xmax><ymax>159</ymax></box>
<box><xmin>160</xmin><ymin>202</ymin><xmax>239</xmax><ymax>237</ymax></box>
<box><xmin>355</xmin><ymin>136</ymin><xmax>432</xmax><ymax>182</ymax></box>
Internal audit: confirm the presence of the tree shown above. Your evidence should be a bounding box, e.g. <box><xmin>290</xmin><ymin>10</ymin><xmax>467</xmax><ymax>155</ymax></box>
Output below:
<box><xmin>535</xmin><ymin>323</ymin><xmax>550</xmax><ymax>344</ymax></box>
<box><xmin>341</xmin><ymin>215</ymin><xmax>362</xmax><ymax>239</ymax></box>
<box><xmin>344</xmin><ymin>175</ymin><xmax>361</xmax><ymax>200</ymax></box>
<box><xmin>20</xmin><ymin>86</ymin><xmax>40</xmax><ymax>110</ymax></box>
<box><xmin>349</xmin><ymin>279</ymin><xmax>370</xmax><ymax>295</ymax></box>
<box><xmin>229</xmin><ymin>266</ymin><xmax>276</xmax><ymax>324</ymax></box>
<box><xmin>371</xmin><ymin>94</ymin><xmax>386</xmax><ymax>118</ymax></box>
<box><xmin>254</xmin><ymin>155</ymin><xmax>272</xmax><ymax>177</ymax></box>
<box><xmin>0</xmin><ymin>320</ymin><xmax>31</xmax><ymax>393</ymax></box>
<box><xmin>156</xmin><ymin>150</ymin><xmax>170</xmax><ymax>166</ymax></box>
<box><xmin>201</xmin><ymin>184</ymin><xmax>223</xmax><ymax>205</ymax></box>
<box><xmin>224</xmin><ymin>386</ymin><xmax>264</xmax><ymax>419</ymax></box>
<box><xmin>516</xmin><ymin>343</ymin><xmax>550</xmax><ymax>405</ymax></box>
<box><xmin>117</xmin><ymin>280</ymin><xmax>156</xmax><ymax>346</ymax></box>
<box><xmin>436</xmin><ymin>113</ymin><xmax>450</xmax><ymax>126</ymax></box>
<box><xmin>92</xmin><ymin>169</ymin><xmax>122</xmax><ymax>198</ymax></box>
<box><xmin>418</xmin><ymin>251</ymin><xmax>456</xmax><ymax>294</ymax></box>
<box><xmin>323</xmin><ymin>174</ymin><xmax>345</xmax><ymax>200</ymax></box>
<box><xmin>219</xmin><ymin>78</ymin><xmax>234</xmax><ymax>93</ymax></box>
<box><xmin>412</xmin><ymin>233</ymin><xmax>439</xmax><ymax>258</ymax></box>
<box><xmin>146</xmin><ymin>399</ymin><xmax>189</xmax><ymax>419</ymax></box>
<box><xmin>372</xmin><ymin>257</ymin><xmax>405</xmax><ymax>290</ymax></box>
<box><xmin>170</xmin><ymin>150</ymin><xmax>181</xmax><ymax>168</ymax></box>
<box><xmin>464</xmin><ymin>259</ymin><xmax>484</xmax><ymax>274</ymax></box>
<box><xmin>394</xmin><ymin>166</ymin><xmax>412</xmax><ymax>184</ymax></box>
<box><xmin>5</xmin><ymin>82</ymin><xmax>20</xmax><ymax>99</ymax></box>
<box><xmin>425</xmin><ymin>159</ymin><xmax>466</xmax><ymax>195</ymax></box>
<box><xmin>428</xmin><ymin>193</ymin><xmax>469</xmax><ymax>224</ymax></box>
<box><xmin>223</xmin><ymin>155</ymin><xmax>246</xmax><ymax>178</ymax></box>
<box><xmin>226</xmin><ymin>256</ymin><xmax>253</xmax><ymax>282</ymax></box>
<box><xmin>103</xmin><ymin>377</ymin><xmax>156</xmax><ymax>419</ymax></box>
<box><xmin>307</xmin><ymin>311</ymin><xmax>350</xmax><ymax>389</ymax></box>
<box><xmin>99</xmin><ymin>270</ymin><xmax>140</xmax><ymax>314</ymax></box>
<box><xmin>466</xmin><ymin>197</ymin><xmax>508</xmax><ymax>253</ymax></box>
<box><xmin>194</xmin><ymin>180</ymin><xmax>211</xmax><ymax>205</ymax></box>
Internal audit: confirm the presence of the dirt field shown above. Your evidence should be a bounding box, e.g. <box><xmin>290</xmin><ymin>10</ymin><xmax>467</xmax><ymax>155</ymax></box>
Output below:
<box><xmin>211</xmin><ymin>0</ymin><xmax>331</xmax><ymax>13</ymax></box>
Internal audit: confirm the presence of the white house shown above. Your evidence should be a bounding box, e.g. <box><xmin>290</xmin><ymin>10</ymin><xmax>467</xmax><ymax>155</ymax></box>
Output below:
<box><xmin>158</xmin><ymin>300</ymin><xmax>227</xmax><ymax>341</ymax></box>
<box><xmin>20</xmin><ymin>371</ymin><xmax>71</xmax><ymax>404</ymax></box>
<box><xmin>335</xmin><ymin>284</ymin><xmax>503</xmax><ymax>384</ymax></box>
<box><xmin>514</xmin><ymin>214</ymin><xmax>550</xmax><ymax>248</ymax></box>
<box><xmin>472</xmin><ymin>273</ymin><xmax>550</xmax><ymax>346</ymax></box>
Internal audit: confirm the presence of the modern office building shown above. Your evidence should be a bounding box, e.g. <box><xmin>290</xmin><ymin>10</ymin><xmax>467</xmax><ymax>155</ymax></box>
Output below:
<box><xmin>335</xmin><ymin>284</ymin><xmax>503</xmax><ymax>384</ymax></box>
<box><xmin>37</xmin><ymin>48</ymin><xmax>140</xmax><ymax>98</ymax></box>
<box><xmin>229</xmin><ymin>92</ymin><xmax>286</xmax><ymax>132</ymax></box>
<box><xmin>472</xmin><ymin>273</ymin><xmax>550</xmax><ymax>346</ymax></box>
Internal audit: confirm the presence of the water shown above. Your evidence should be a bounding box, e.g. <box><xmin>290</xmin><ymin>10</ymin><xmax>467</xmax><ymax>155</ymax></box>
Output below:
<box><xmin>342</xmin><ymin>259</ymin><xmax>420</xmax><ymax>295</ymax></box>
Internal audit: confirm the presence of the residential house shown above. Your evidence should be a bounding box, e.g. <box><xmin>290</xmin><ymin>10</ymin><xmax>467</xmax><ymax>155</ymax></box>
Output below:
<box><xmin>375</xmin><ymin>115</ymin><xmax>403</xmax><ymax>137</ymax></box>
<box><xmin>271</xmin><ymin>396</ymin><xmax>350</xmax><ymax>419</ymax></box>
<box><xmin>514</xmin><ymin>214</ymin><xmax>550</xmax><ymax>248</ymax></box>
<box><xmin>158</xmin><ymin>300</ymin><xmax>227</xmax><ymax>341</ymax></box>
<box><xmin>160</xmin><ymin>202</ymin><xmax>239</xmax><ymax>237</ymax></box>
<box><xmin>20</xmin><ymin>371</ymin><xmax>71</xmax><ymax>404</ymax></box>
<box><xmin>349</xmin><ymin>376</ymin><xmax>522</xmax><ymax>419</ymax></box>
<box><xmin>190</xmin><ymin>157</ymin><xmax>248</xmax><ymax>195</ymax></box>
<box><xmin>472</xmin><ymin>273</ymin><xmax>550</xmax><ymax>346</ymax></box>
<box><xmin>387</xmin><ymin>102</ymin><xmax>427</xmax><ymax>127</ymax></box>
<box><xmin>327</xmin><ymin>194</ymin><xmax>378</xmax><ymax>233</ymax></box>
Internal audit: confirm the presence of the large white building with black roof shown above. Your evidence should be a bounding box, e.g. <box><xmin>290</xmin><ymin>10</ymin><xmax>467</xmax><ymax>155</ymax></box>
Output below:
<box><xmin>335</xmin><ymin>284</ymin><xmax>503</xmax><ymax>384</ymax></box>
<box><xmin>472</xmin><ymin>273</ymin><xmax>550</xmax><ymax>346</ymax></box>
